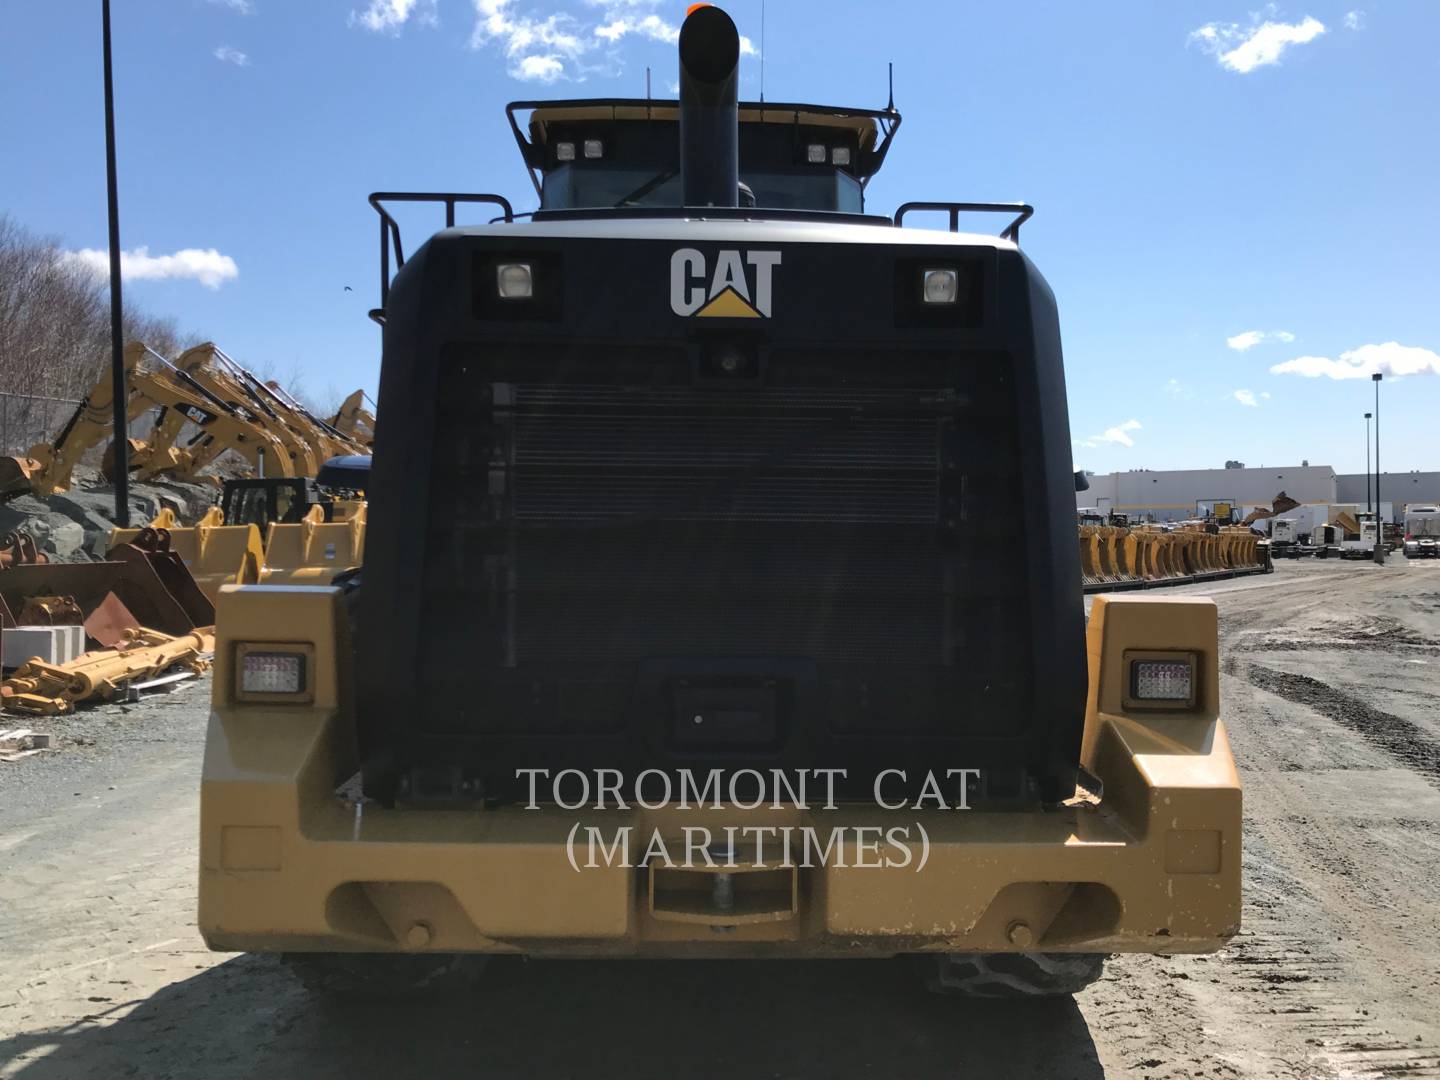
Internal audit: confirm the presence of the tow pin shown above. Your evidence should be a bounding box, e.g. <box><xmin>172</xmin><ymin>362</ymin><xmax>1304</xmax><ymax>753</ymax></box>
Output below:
<box><xmin>708</xmin><ymin>842</ymin><xmax>736</xmax><ymax>912</ymax></box>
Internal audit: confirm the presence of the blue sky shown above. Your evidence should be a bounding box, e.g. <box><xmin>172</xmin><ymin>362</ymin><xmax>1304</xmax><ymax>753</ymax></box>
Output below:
<box><xmin>3</xmin><ymin>0</ymin><xmax>1436</xmax><ymax>473</ymax></box>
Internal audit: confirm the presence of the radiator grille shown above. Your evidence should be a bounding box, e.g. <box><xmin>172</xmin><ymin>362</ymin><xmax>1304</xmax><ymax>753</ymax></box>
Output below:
<box><xmin>422</xmin><ymin>344</ymin><xmax>1026</xmax><ymax>672</ymax></box>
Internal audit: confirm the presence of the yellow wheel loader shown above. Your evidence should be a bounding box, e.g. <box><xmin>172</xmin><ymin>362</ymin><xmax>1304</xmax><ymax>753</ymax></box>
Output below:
<box><xmin>199</xmin><ymin>6</ymin><xmax>1240</xmax><ymax>998</ymax></box>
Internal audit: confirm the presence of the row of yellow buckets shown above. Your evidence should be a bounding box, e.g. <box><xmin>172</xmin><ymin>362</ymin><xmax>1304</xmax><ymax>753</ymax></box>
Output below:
<box><xmin>1079</xmin><ymin>524</ymin><xmax>1270</xmax><ymax>591</ymax></box>
<box><xmin>109</xmin><ymin>503</ymin><xmax>365</xmax><ymax>603</ymax></box>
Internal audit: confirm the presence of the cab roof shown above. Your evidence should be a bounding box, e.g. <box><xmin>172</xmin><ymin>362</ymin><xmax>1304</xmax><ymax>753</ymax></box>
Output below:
<box><xmin>506</xmin><ymin>97</ymin><xmax>901</xmax><ymax>197</ymax></box>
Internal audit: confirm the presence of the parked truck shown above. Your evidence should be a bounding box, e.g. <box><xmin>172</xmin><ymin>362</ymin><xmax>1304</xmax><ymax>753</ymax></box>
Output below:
<box><xmin>1404</xmin><ymin>505</ymin><xmax>1440</xmax><ymax>558</ymax></box>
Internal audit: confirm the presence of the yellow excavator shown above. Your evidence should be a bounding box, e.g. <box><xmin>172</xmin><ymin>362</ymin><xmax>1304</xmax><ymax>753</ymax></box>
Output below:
<box><xmin>0</xmin><ymin>342</ymin><xmax>294</xmax><ymax>499</ymax></box>
<box><xmin>259</xmin><ymin>380</ymin><xmax>368</xmax><ymax>462</ymax></box>
<box><xmin>131</xmin><ymin>344</ymin><xmax>320</xmax><ymax>482</ymax></box>
<box><xmin>328</xmin><ymin>389</ymin><xmax>377</xmax><ymax>448</ymax></box>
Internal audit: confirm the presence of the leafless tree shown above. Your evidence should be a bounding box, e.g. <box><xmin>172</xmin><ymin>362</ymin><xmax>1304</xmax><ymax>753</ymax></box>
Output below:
<box><xmin>0</xmin><ymin>214</ymin><xmax>204</xmax><ymax>453</ymax></box>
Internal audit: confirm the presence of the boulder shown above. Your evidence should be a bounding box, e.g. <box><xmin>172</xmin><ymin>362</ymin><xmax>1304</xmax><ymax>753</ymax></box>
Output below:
<box><xmin>46</xmin><ymin>520</ymin><xmax>87</xmax><ymax>560</ymax></box>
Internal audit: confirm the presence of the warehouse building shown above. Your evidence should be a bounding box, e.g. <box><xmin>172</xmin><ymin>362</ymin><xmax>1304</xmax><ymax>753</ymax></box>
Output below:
<box><xmin>1078</xmin><ymin>466</ymin><xmax>1440</xmax><ymax>524</ymax></box>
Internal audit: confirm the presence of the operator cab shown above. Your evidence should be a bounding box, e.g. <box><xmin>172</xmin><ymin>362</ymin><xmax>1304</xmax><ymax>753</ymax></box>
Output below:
<box><xmin>221</xmin><ymin>456</ymin><xmax>370</xmax><ymax>530</ymax></box>
<box><xmin>508</xmin><ymin>100</ymin><xmax>899</xmax><ymax>214</ymax></box>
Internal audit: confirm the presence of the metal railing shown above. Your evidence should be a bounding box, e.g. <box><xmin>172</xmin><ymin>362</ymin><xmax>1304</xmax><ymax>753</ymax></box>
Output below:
<box><xmin>894</xmin><ymin>202</ymin><xmax>1035</xmax><ymax>244</ymax></box>
<box><xmin>368</xmin><ymin>192</ymin><xmax>515</xmax><ymax>326</ymax></box>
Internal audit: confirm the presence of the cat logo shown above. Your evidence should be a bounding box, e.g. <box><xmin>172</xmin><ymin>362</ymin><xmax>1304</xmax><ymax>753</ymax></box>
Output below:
<box><xmin>670</xmin><ymin>248</ymin><xmax>782</xmax><ymax>319</ymax></box>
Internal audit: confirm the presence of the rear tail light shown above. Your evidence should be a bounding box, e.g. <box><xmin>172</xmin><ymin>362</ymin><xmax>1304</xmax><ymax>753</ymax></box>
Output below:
<box><xmin>235</xmin><ymin>644</ymin><xmax>314</xmax><ymax>703</ymax></box>
<box><xmin>1124</xmin><ymin>652</ymin><xmax>1198</xmax><ymax>710</ymax></box>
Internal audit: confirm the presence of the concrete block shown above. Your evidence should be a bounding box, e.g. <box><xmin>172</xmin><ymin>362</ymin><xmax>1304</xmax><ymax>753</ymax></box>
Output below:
<box><xmin>3</xmin><ymin>626</ymin><xmax>76</xmax><ymax>669</ymax></box>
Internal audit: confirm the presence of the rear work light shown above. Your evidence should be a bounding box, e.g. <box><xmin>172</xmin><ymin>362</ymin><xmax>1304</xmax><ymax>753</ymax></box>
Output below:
<box><xmin>496</xmin><ymin>263</ymin><xmax>534</xmax><ymax>299</ymax></box>
<box><xmin>1125</xmin><ymin>652</ymin><xmax>1198</xmax><ymax>710</ymax></box>
<box><xmin>235</xmin><ymin>645</ymin><xmax>314</xmax><ymax>703</ymax></box>
<box><xmin>922</xmin><ymin>268</ymin><xmax>959</xmax><ymax>304</ymax></box>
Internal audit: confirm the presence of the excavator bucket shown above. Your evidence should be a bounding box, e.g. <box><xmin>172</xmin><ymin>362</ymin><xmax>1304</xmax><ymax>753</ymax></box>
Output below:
<box><xmin>0</xmin><ymin>532</ymin><xmax>48</xmax><ymax>569</ymax></box>
<box><xmin>261</xmin><ymin>509</ymin><xmax>365</xmax><ymax>587</ymax></box>
<box><xmin>0</xmin><ymin>456</ymin><xmax>46</xmax><ymax>500</ymax></box>
<box><xmin>0</xmin><ymin>558</ymin><xmax>204</xmax><ymax>646</ymax></box>
<box><xmin>110</xmin><ymin>513</ymin><xmax>262</xmax><ymax>604</ymax></box>
<box><xmin>104</xmin><ymin>529</ymin><xmax>216</xmax><ymax>629</ymax></box>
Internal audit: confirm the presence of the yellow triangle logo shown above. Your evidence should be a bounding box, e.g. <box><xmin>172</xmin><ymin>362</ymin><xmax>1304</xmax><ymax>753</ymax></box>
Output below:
<box><xmin>695</xmin><ymin>286</ymin><xmax>762</xmax><ymax>318</ymax></box>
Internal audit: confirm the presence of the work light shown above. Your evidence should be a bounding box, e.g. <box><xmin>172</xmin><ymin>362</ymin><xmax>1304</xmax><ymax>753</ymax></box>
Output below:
<box><xmin>806</xmin><ymin>143</ymin><xmax>826</xmax><ymax>164</ymax></box>
<box><xmin>583</xmin><ymin>139</ymin><xmax>604</xmax><ymax>159</ymax></box>
<box><xmin>832</xmin><ymin>146</ymin><xmax>852</xmax><ymax>166</ymax></box>
<box><xmin>497</xmin><ymin>263</ymin><xmax>534</xmax><ymax>299</ymax></box>
<box><xmin>922</xmin><ymin>269</ymin><xmax>959</xmax><ymax>304</ymax></box>
<box><xmin>555</xmin><ymin>141</ymin><xmax>576</xmax><ymax>161</ymax></box>
<box><xmin>241</xmin><ymin>652</ymin><xmax>305</xmax><ymax>695</ymax></box>
<box><xmin>1127</xmin><ymin>654</ymin><xmax>1197</xmax><ymax>709</ymax></box>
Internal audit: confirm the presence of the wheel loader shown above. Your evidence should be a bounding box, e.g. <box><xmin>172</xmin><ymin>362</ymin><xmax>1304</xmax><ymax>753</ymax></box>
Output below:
<box><xmin>199</xmin><ymin>5</ymin><xmax>1240</xmax><ymax>998</ymax></box>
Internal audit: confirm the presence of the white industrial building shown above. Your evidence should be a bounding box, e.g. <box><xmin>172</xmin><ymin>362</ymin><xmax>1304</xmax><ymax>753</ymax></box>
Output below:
<box><xmin>1078</xmin><ymin>466</ymin><xmax>1440</xmax><ymax>525</ymax></box>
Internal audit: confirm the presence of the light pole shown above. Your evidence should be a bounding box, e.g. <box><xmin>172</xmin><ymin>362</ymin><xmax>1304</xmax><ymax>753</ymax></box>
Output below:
<box><xmin>1372</xmin><ymin>373</ymin><xmax>1384</xmax><ymax>564</ymax></box>
<box><xmin>1365</xmin><ymin>412</ymin><xmax>1372</xmax><ymax>513</ymax></box>
<box><xmin>102</xmin><ymin>0</ymin><xmax>129</xmax><ymax>527</ymax></box>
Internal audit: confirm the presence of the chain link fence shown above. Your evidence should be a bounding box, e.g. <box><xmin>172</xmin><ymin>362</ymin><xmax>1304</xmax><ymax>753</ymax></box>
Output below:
<box><xmin>0</xmin><ymin>391</ymin><xmax>81</xmax><ymax>456</ymax></box>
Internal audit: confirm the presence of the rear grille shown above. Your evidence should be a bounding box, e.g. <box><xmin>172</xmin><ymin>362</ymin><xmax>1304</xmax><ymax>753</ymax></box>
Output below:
<box><xmin>422</xmin><ymin>343</ymin><xmax>1027</xmax><ymax>678</ymax></box>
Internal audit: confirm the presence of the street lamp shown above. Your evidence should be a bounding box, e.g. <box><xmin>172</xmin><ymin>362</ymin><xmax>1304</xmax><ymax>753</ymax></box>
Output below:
<box><xmin>102</xmin><ymin>0</ymin><xmax>129</xmax><ymax>527</ymax></box>
<box><xmin>1372</xmin><ymin>372</ymin><xmax>1384</xmax><ymax>564</ymax></box>
<box><xmin>1365</xmin><ymin>412</ymin><xmax>1372</xmax><ymax>513</ymax></box>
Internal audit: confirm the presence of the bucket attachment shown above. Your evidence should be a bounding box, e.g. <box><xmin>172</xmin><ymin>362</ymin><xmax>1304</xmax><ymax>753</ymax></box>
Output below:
<box><xmin>105</xmin><ymin>529</ymin><xmax>217</xmax><ymax>629</ymax></box>
<box><xmin>0</xmin><ymin>456</ymin><xmax>47</xmax><ymax>500</ymax></box>
<box><xmin>261</xmin><ymin>512</ymin><xmax>365</xmax><ymax>587</ymax></box>
<box><xmin>110</xmin><ymin>512</ymin><xmax>262</xmax><ymax>604</ymax></box>
<box><xmin>2</xmin><ymin>544</ymin><xmax>212</xmax><ymax>646</ymax></box>
<box><xmin>0</xmin><ymin>532</ymin><xmax>48</xmax><ymax>569</ymax></box>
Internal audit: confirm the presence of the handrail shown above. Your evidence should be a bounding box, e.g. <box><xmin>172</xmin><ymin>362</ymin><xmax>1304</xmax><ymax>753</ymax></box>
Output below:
<box><xmin>368</xmin><ymin>192</ymin><xmax>516</xmax><ymax>326</ymax></box>
<box><xmin>894</xmin><ymin>201</ymin><xmax>1034</xmax><ymax>244</ymax></box>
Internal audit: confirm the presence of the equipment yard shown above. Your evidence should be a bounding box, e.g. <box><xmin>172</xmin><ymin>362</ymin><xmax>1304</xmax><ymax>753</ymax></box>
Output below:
<box><xmin>3</xmin><ymin>558</ymin><xmax>1438</xmax><ymax>1079</ymax></box>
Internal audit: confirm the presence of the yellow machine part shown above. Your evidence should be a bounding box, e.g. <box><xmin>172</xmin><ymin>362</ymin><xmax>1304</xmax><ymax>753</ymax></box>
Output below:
<box><xmin>198</xmin><ymin>586</ymin><xmax>1240</xmax><ymax>958</ymax></box>
<box><xmin>260</xmin><ymin>507</ymin><xmax>365</xmax><ymax>587</ymax></box>
<box><xmin>3</xmin><ymin>627</ymin><xmax>213</xmax><ymax>716</ymax></box>
<box><xmin>110</xmin><ymin>512</ymin><xmax>263</xmax><ymax>604</ymax></box>
<box><xmin>1081</xmin><ymin>521</ymin><xmax>1267</xmax><ymax>591</ymax></box>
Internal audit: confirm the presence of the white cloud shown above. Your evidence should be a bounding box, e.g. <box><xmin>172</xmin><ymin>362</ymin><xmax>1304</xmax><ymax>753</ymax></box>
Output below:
<box><xmin>351</xmin><ymin>0</ymin><xmax>438</xmax><ymax>34</ymax></box>
<box><xmin>208</xmin><ymin>0</ymin><xmax>254</xmax><ymax>13</ymax></box>
<box><xmin>1233</xmin><ymin>389</ymin><xmax>1259</xmax><ymax>407</ymax></box>
<box><xmin>1076</xmin><ymin>419</ymin><xmax>1142</xmax><ymax>449</ymax></box>
<box><xmin>515</xmin><ymin>53</ymin><xmax>565</xmax><ymax>81</ymax></box>
<box><xmin>1344</xmin><ymin>10</ymin><xmax>1364</xmax><ymax>30</ymax></box>
<box><xmin>465</xmin><ymin>0</ymin><xmax>754</xmax><ymax>83</ymax></box>
<box><xmin>471</xmin><ymin>0</ymin><xmax>590</xmax><ymax>81</ymax></box>
<box><xmin>1270</xmin><ymin>341</ymin><xmax>1440</xmax><ymax>380</ymax></box>
<box><xmin>1227</xmin><ymin>329</ymin><xmax>1296</xmax><ymax>351</ymax></box>
<box><xmin>595</xmin><ymin>13</ymin><xmax>678</xmax><ymax>45</ymax></box>
<box><xmin>213</xmin><ymin>45</ymin><xmax>250</xmax><ymax>66</ymax></box>
<box><xmin>1190</xmin><ymin>15</ymin><xmax>1326</xmax><ymax>74</ymax></box>
<box><xmin>62</xmin><ymin>246</ymin><xmax>239</xmax><ymax>290</ymax></box>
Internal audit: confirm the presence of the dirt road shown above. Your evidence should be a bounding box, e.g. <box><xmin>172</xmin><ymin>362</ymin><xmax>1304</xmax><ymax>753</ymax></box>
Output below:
<box><xmin>3</xmin><ymin>560</ymin><xmax>1439</xmax><ymax>1078</ymax></box>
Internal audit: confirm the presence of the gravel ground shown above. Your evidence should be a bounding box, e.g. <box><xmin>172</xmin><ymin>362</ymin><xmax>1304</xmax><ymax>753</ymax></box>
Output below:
<box><xmin>2</xmin><ymin>559</ymin><xmax>1439</xmax><ymax>1078</ymax></box>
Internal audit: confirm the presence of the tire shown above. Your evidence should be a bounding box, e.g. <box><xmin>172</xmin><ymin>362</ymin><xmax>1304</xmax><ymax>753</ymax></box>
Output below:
<box><xmin>282</xmin><ymin>952</ymin><xmax>487</xmax><ymax>999</ymax></box>
<box><xmin>917</xmin><ymin>952</ymin><xmax>1107</xmax><ymax>998</ymax></box>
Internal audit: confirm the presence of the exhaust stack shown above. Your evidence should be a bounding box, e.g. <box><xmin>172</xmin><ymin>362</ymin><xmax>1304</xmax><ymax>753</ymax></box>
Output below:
<box><xmin>679</xmin><ymin>5</ymin><xmax>740</xmax><ymax>208</ymax></box>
